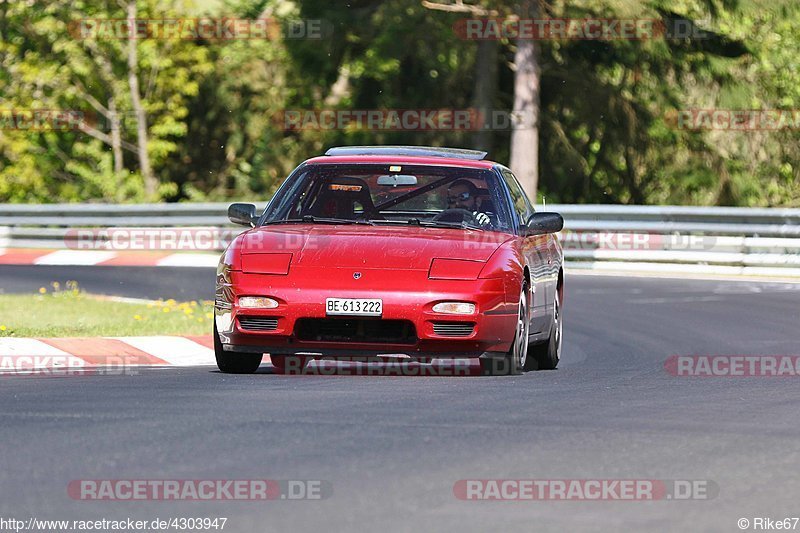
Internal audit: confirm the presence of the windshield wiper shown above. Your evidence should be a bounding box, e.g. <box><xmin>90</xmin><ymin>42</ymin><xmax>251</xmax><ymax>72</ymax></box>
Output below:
<box><xmin>370</xmin><ymin>218</ymin><xmax>484</xmax><ymax>231</ymax></box>
<box><xmin>262</xmin><ymin>215</ymin><xmax>373</xmax><ymax>226</ymax></box>
<box><xmin>418</xmin><ymin>220</ymin><xmax>485</xmax><ymax>231</ymax></box>
<box><xmin>370</xmin><ymin>219</ymin><xmax>415</xmax><ymax>225</ymax></box>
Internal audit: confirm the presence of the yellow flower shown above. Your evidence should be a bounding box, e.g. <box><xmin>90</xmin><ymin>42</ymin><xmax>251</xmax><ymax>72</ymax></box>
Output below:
<box><xmin>133</xmin><ymin>315</ymin><xmax>142</xmax><ymax>321</ymax></box>
<box><xmin>51</xmin><ymin>281</ymin><xmax>60</xmax><ymax>290</ymax></box>
<box><xmin>0</xmin><ymin>325</ymin><xmax>6</xmax><ymax>331</ymax></box>
<box><xmin>39</xmin><ymin>287</ymin><xmax>47</xmax><ymax>294</ymax></box>
<box><xmin>205</xmin><ymin>312</ymin><xmax>213</xmax><ymax>319</ymax></box>
<box><xmin>162</xmin><ymin>307</ymin><xmax>170</xmax><ymax>313</ymax></box>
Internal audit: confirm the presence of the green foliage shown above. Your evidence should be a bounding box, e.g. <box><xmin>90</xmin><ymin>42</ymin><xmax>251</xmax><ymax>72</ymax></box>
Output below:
<box><xmin>0</xmin><ymin>0</ymin><xmax>798</xmax><ymax>206</ymax></box>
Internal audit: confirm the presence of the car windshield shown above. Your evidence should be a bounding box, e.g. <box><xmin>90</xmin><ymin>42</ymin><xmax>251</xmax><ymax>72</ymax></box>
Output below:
<box><xmin>261</xmin><ymin>164</ymin><xmax>511</xmax><ymax>232</ymax></box>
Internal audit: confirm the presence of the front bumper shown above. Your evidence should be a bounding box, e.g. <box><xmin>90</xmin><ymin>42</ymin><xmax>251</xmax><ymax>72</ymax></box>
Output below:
<box><xmin>216</xmin><ymin>267</ymin><xmax>517</xmax><ymax>358</ymax></box>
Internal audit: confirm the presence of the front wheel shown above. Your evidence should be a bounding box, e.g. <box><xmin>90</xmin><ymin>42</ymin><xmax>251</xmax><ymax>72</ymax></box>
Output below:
<box><xmin>482</xmin><ymin>286</ymin><xmax>529</xmax><ymax>376</ymax></box>
<box><xmin>214</xmin><ymin>323</ymin><xmax>263</xmax><ymax>374</ymax></box>
<box><xmin>528</xmin><ymin>291</ymin><xmax>562</xmax><ymax>370</ymax></box>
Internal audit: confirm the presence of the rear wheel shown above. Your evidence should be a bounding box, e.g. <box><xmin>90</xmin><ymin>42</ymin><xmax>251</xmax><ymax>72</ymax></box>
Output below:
<box><xmin>214</xmin><ymin>323</ymin><xmax>263</xmax><ymax>374</ymax></box>
<box><xmin>528</xmin><ymin>291</ymin><xmax>562</xmax><ymax>370</ymax></box>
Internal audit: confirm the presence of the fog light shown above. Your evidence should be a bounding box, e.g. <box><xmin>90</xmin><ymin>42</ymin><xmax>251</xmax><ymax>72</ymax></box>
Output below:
<box><xmin>432</xmin><ymin>302</ymin><xmax>476</xmax><ymax>315</ymax></box>
<box><xmin>239</xmin><ymin>296</ymin><xmax>279</xmax><ymax>309</ymax></box>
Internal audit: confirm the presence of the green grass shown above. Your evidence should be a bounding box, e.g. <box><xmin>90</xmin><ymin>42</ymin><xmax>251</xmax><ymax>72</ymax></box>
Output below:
<box><xmin>0</xmin><ymin>283</ymin><xmax>213</xmax><ymax>338</ymax></box>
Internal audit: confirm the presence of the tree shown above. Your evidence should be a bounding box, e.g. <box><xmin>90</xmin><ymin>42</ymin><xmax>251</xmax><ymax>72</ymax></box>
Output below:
<box><xmin>124</xmin><ymin>0</ymin><xmax>156</xmax><ymax>197</ymax></box>
<box><xmin>0</xmin><ymin>0</ymin><xmax>212</xmax><ymax>202</ymax></box>
<box><xmin>508</xmin><ymin>0</ymin><xmax>540</xmax><ymax>202</ymax></box>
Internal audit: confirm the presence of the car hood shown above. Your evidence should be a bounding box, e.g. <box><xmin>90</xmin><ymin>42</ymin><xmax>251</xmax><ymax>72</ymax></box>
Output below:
<box><xmin>240</xmin><ymin>224</ymin><xmax>512</xmax><ymax>270</ymax></box>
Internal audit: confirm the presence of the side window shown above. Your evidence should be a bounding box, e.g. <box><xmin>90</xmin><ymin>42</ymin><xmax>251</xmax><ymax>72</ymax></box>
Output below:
<box><xmin>502</xmin><ymin>170</ymin><xmax>534</xmax><ymax>225</ymax></box>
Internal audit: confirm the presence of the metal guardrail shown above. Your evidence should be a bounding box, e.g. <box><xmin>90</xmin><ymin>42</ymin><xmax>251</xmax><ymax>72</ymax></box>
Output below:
<box><xmin>1</xmin><ymin>203</ymin><xmax>799</xmax><ymax>277</ymax></box>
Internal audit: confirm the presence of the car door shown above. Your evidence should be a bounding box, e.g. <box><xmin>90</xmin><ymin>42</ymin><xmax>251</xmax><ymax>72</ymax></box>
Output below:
<box><xmin>519</xmin><ymin>183</ymin><xmax>559</xmax><ymax>326</ymax></box>
<box><xmin>500</xmin><ymin>169</ymin><xmax>550</xmax><ymax>335</ymax></box>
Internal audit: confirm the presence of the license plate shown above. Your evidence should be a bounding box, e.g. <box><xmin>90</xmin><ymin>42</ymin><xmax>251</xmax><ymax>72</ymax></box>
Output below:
<box><xmin>326</xmin><ymin>298</ymin><xmax>382</xmax><ymax>316</ymax></box>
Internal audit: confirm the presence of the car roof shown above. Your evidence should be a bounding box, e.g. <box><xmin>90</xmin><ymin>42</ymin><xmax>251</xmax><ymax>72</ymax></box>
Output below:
<box><xmin>305</xmin><ymin>155</ymin><xmax>496</xmax><ymax>169</ymax></box>
<box><xmin>325</xmin><ymin>146</ymin><xmax>487</xmax><ymax>159</ymax></box>
<box><xmin>303</xmin><ymin>146</ymin><xmax>498</xmax><ymax>169</ymax></box>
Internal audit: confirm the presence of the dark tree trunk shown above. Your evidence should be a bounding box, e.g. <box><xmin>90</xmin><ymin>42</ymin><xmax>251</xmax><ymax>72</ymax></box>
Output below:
<box><xmin>471</xmin><ymin>39</ymin><xmax>498</xmax><ymax>151</ymax></box>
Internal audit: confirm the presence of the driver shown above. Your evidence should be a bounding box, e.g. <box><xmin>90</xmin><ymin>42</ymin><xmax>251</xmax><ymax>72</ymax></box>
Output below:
<box><xmin>446</xmin><ymin>179</ymin><xmax>491</xmax><ymax>226</ymax></box>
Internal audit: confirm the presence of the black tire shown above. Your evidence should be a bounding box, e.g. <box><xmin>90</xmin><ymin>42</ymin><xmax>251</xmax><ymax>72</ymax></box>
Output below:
<box><xmin>528</xmin><ymin>291</ymin><xmax>562</xmax><ymax>370</ymax></box>
<box><xmin>214</xmin><ymin>323</ymin><xmax>262</xmax><ymax>374</ymax></box>
<box><xmin>482</xmin><ymin>286</ymin><xmax>528</xmax><ymax>376</ymax></box>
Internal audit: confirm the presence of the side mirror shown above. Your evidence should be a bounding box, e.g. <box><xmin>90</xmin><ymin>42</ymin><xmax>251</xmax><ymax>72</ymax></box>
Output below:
<box><xmin>523</xmin><ymin>212</ymin><xmax>563</xmax><ymax>236</ymax></box>
<box><xmin>228</xmin><ymin>203</ymin><xmax>257</xmax><ymax>227</ymax></box>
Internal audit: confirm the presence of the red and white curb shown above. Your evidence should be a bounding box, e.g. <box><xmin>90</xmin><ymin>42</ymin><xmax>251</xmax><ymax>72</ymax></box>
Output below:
<box><xmin>0</xmin><ymin>335</ymin><xmax>228</xmax><ymax>374</ymax></box>
<box><xmin>0</xmin><ymin>249</ymin><xmax>218</xmax><ymax>268</ymax></box>
<box><xmin>0</xmin><ymin>336</ymin><xmax>485</xmax><ymax>376</ymax></box>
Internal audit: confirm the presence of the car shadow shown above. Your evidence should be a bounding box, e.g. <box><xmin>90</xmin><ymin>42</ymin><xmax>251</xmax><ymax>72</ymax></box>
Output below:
<box><xmin>210</xmin><ymin>359</ymin><xmax>490</xmax><ymax>377</ymax></box>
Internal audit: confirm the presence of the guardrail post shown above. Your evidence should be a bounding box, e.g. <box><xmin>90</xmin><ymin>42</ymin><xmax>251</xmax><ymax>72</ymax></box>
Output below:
<box><xmin>0</xmin><ymin>226</ymin><xmax>10</xmax><ymax>249</ymax></box>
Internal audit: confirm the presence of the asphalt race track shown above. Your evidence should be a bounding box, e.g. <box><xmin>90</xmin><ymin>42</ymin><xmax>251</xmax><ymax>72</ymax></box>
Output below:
<box><xmin>0</xmin><ymin>265</ymin><xmax>213</xmax><ymax>301</ymax></box>
<box><xmin>1</xmin><ymin>266</ymin><xmax>799</xmax><ymax>531</ymax></box>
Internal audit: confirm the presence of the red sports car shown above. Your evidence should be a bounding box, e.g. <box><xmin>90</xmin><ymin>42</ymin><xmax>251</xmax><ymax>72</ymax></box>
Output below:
<box><xmin>214</xmin><ymin>146</ymin><xmax>564</xmax><ymax>375</ymax></box>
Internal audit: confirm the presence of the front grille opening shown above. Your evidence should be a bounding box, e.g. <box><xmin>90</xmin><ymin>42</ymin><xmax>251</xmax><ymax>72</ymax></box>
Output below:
<box><xmin>238</xmin><ymin>316</ymin><xmax>279</xmax><ymax>331</ymax></box>
<box><xmin>432</xmin><ymin>322</ymin><xmax>475</xmax><ymax>337</ymax></box>
<box><xmin>295</xmin><ymin>318</ymin><xmax>417</xmax><ymax>344</ymax></box>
